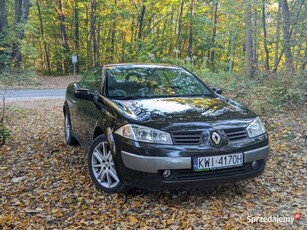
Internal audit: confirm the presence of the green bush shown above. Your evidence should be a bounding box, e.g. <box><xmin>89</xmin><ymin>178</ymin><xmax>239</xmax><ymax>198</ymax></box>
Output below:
<box><xmin>182</xmin><ymin>66</ymin><xmax>306</xmax><ymax>115</ymax></box>
<box><xmin>0</xmin><ymin>69</ymin><xmax>40</xmax><ymax>87</ymax></box>
<box><xmin>216</xmin><ymin>72</ymin><xmax>306</xmax><ymax>115</ymax></box>
<box><xmin>0</xmin><ymin>124</ymin><xmax>10</xmax><ymax>146</ymax></box>
<box><xmin>246</xmin><ymin>72</ymin><xmax>306</xmax><ymax>114</ymax></box>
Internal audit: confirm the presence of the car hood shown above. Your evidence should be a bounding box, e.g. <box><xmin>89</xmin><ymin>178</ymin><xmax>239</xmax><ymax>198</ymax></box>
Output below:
<box><xmin>111</xmin><ymin>96</ymin><xmax>256</xmax><ymax>129</ymax></box>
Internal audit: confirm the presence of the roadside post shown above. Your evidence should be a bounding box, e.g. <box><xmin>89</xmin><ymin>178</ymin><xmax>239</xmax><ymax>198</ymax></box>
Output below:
<box><xmin>72</xmin><ymin>54</ymin><xmax>78</xmax><ymax>77</ymax></box>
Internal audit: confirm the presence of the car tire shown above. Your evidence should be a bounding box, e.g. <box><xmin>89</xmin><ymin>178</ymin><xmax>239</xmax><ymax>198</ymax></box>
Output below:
<box><xmin>64</xmin><ymin>113</ymin><xmax>79</xmax><ymax>146</ymax></box>
<box><xmin>88</xmin><ymin>134</ymin><xmax>132</xmax><ymax>193</ymax></box>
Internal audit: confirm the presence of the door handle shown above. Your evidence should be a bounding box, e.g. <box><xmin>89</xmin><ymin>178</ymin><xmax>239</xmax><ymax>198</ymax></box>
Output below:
<box><xmin>72</xmin><ymin>99</ymin><xmax>76</xmax><ymax>104</ymax></box>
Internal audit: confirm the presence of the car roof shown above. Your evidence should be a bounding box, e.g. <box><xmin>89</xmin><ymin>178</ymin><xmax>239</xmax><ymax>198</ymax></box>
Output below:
<box><xmin>104</xmin><ymin>63</ymin><xmax>181</xmax><ymax>69</ymax></box>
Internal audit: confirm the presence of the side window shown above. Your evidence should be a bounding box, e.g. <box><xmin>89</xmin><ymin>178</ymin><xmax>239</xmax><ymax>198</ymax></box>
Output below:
<box><xmin>80</xmin><ymin>67</ymin><xmax>102</xmax><ymax>92</ymax></box>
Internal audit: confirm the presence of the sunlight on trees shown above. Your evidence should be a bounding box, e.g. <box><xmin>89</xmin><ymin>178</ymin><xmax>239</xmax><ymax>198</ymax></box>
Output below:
<box><xmin>0</xmin><ymin>0</ymin><xmax>305</xmax><ymax>76</ymax></box>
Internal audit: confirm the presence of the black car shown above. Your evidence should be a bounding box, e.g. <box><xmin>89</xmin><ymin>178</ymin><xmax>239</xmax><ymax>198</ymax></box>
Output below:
<box><xmin>63</xmin><ymin>64</ymin><xmax>269</xmax><ymax>192</ymax></box>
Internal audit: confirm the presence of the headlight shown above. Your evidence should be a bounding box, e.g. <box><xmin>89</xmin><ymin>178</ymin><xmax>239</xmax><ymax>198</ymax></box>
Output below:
<box><xmin>115</xmin><ymin>124</ymin><xmax>173</xmax><ymax>144</ymax></box>
<box><xmin>247</xmin><ymin>117</ymin><xmax>266</xmax><ymax>138</ymax></box>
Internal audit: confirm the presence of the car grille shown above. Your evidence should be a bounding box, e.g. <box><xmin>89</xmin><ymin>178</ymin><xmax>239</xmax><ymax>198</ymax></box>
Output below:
<box><xmin>160</xmin><ymin>160</ymin><xmax>264</xmax><ymax>181</ymax></box>
<box><xmin>172</xmin><ymin>131</ymin><xmax>202</xmax><ymax>145</ymax></box>
<box><xmin>224</xmin><ymin>128</ymin><xmax>248</xmax><ymax>141</ymax></box>
<box><xmin>171</xmin><ymin>127</ymin><xmax>248</xmax><ymax>145</ymax></box>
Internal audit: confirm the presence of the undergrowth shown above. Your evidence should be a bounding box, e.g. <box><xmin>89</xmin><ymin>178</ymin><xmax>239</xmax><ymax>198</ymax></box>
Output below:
<box><xmin>0</xmin><ymin>69</ymin><xmax>41</xmax><ymax>88</ymax></box>
<box><xmin>195</xmin><ymin>69</ymin><xmax>306</xmax><ymax>115</ymax></box>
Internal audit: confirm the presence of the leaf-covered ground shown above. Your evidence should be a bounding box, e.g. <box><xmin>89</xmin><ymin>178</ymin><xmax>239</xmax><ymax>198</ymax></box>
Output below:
<box><xmin>0</xmin><ymin>100</ymin><xmax>306</xmax><ymax>229</ymax></box>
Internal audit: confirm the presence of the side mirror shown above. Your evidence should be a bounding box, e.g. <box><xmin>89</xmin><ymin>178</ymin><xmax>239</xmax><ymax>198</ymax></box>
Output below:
<box><xmin>212</xmin><ymin>87</ymin><xmax>222</xmax><ymax>94</ymax></box>
<box><xmin>74</xmin><ymin>88</ymin><xmax>94</xmax><ymax>100</ymax></box>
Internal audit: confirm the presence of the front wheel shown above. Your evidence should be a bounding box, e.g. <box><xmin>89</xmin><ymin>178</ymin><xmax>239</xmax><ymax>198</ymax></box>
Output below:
<box><xmin>88</xmin><ymin>135</ymin><xmax>131</xmax><ymax>193</ymax></box>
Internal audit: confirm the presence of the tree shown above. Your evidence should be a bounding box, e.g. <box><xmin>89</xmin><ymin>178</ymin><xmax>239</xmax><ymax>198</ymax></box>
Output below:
<box><xmin>261</xmin><ymin>0</ymin><xmax>269</xmax><ymax>71</ymax></box>
<box><xmin>0</xmin><ymin>0</ymin><xmax>9</xmax><ymax>70</ymax></box>
<box><xmin>2</xmin><ymin>0</ymin><xmax>303</xmax><ymax>75</ymax></box>
<box><xmin>55</xmin><ymin>0</ymin><xmax>71</xmax><ymax>73</ymax></box>
<box><xmin>175</xmin><ymin>0</ymin><xmax>184</xmax><ymax>56</ymax></box>
<box><xmin>188</xmin><ymin>0</ymin><xmax>195</xmax><ymax>62</ymax></box>
<box><xmin>138</xmin><ymin>4</ymin><xmax>146</xmax><ymax>40</ymax></box>
<box><xmin>280</xmin><ymin>0</ymin><xmax>294</xmax><ymax>72</ymax></box>
<box><xmin>36</xmin><ymin>0</ymin><xmax>51</xmax><ymax>74</ymax></box>
<box><xmin>90</xmin><ymin>0</ymin><xmax>99</xmax><ymax>66</ymax></box>
<box><xmin>210</xmin><ymin>1</ymin><xmax>219</xmax><ymax>71</ymax></box>
<box><xmin>244</xmin><ymin>0</ymin><xmax>256</xmax><ymax>78</ymax></box>
<box><xmin>0</xmin><ymin>0</ymin><xmax>8</xmax><ymax>36</ymax></box>
<box><xmin>11</xmin><ymin>0</ymin><xmax>30</xmax><ymax>67</ymax></box>
<box><xmin>273</xmin><ymin>2</ymin><xmax>281</xmax><ymax>73</ymax></box>
<box><xmin>74</xmin><ymin>0</ymin><xmax>79</xmax><ymax>72</ymax></box>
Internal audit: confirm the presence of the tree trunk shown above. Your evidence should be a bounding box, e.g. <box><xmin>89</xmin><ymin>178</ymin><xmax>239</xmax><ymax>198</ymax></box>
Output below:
<box><xmin>85</xmin><ymin>2</ymin><xmax>91</xmax><ymax>68</ymax></box>
<box><xmin>229</xmin><ymin>28</ymin><xmax>235</xmax><ymax>73</ymax></box>
<box><xmin>131</xmin><ymin>19</ymin><xmax>135</xmax><ymax>43</ymax></box>
<box><xmin>280</xmin><ymin>0</ymin><xmax>294</xmax><ymax>72</ymax></box>
<box><xmin>175</xmin><ymin>0</ymin><xmax>184</xmax><ymax>55</ymax></box>
<box><xmin>272</xmin><ymin>0</ymin><xmax>304</xmax><ymax>73</ymax></box>
<box><xmin>273</xmin><ymin>2</ymin><xmax>281</xmax><ymax>72</ymax></box>
<box><xmin>261</xmin><ymin>0</ymin><xmax>269</xmax><ymax>71</ymax></box>
<box><xmin>252</xmin><ymin>0</ymin><xmax>258</xmax><ymax>72</ymax></box>
<box><xmin>90</xmin><ymin>0</ymin><xmax>99</xmax><ymax>66</ymax></box>
<box><xmin>110</xmin><ymin>0</ymin><xmax>117</xmax><ymax>61</ymax></box>
<box><xmin>36</xmin><ymin>0</ymin><xmax>51</xmax><ymax>74</ymax></box>
<box><xmin>210</xmin><ymin>2</ymin><xmax>218</xmax><ymax>71</ymax></box>
<box><xmin>74</xmin><ymin>0</ymin><xmax>79</xmax><ymax>73</ymax></box>
<box><xmin>121</xmin><ymin>30</ymin><xmax>125</xmax><ymax>62</ymax></box>
<box><xmin>12</xmin><ymin>0</ymin><xmax>30</xmax><ymax>67</ymax></box>
<box><xmin>244</xmin><ymin>0</ymin><xmax>256</xmax><ymax>78</ymax></box>
<box><xmin>138</xmin><ymin>5</ymin><xmax>146</xmax><ymax>40</ymax></box>
<box><xmin>0</xmin><ymin>0</ymin><xmax>8</xmax><ymax>70</ymax></box>
<box><xmin>0</xmin><ymin>0</ymin><xmax>8</xmax><ymax>36</ymax></box>
<box><xmin>56</xmin><ymin>0</ymin><xmax>70</xmax><ymax>73</ymax></box>
<box><xmin>188</xmin><ymin>0</ymin><xmax>195</xmax><ymax>62</ymax></box>
<box><xmin>302</xmin><ymin>40</ymin><xmax>307</xmax><ymax>71</ymax></box>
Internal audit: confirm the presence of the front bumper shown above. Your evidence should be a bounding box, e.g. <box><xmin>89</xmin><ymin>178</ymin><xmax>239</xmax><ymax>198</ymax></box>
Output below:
<box><xmin>111</xmin><ymin>133</ymin><xmax>269</xmax><ymax>190</ymax></box>
<box><xmin>121</xmin><ymin>145</ymin><xmax>269</xmax><ymax>173</ymax></box>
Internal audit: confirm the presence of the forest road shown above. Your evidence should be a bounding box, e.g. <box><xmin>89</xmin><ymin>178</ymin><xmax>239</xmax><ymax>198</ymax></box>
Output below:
<box><xmin>0</xmin><ymin>89</ymin><xmax>66</xmax><ymax>101</ymax></box>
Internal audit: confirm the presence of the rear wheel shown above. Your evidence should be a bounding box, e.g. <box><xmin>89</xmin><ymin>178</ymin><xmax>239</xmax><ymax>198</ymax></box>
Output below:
<box><xmin>64</xmin><ymin>113</ymin><xmax>79</xmax><ymax>146</ymax></box>
<box><xmin>88</xmin><ymin>135</ymin><xmax>131</xmax><ymax>193</ymax></box>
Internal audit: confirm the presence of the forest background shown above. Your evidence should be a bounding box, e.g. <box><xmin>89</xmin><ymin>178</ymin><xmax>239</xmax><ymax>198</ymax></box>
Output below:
<box><xmin>0</xmin><ymin>0</ymin><xmax>306</xmax><ymax>113</ymax></box>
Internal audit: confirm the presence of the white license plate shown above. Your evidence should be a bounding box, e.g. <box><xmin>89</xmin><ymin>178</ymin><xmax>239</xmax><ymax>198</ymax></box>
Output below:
<box><xmin>193</xmin><ymin>153</ymin><xmax>243</xmax><ymax>171</ymax></box>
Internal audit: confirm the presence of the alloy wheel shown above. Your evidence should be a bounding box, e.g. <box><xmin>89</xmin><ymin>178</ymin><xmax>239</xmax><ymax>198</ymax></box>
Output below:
<box><xmin>91</xmin><ymin>142</ymin><xmax>120</xmax><ymax>189</ymax></box>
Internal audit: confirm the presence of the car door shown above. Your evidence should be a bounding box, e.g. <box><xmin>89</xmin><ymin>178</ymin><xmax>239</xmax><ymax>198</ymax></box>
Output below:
<box><xmin>73</xmin><ymin>67</ymin><xmax>103</xmax><ymax>146</ymax></box>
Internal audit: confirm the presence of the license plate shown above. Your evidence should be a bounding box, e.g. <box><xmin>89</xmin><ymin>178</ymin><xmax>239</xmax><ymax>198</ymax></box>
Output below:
<box><xmin>193</xmin><ymin>153</ymin><xmax>243</xmax><ymax>171</ymax></box>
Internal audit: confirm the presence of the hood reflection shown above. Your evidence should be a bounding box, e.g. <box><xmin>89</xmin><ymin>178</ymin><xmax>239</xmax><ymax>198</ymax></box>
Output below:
<box><xmin>113</xmin><ymin>97</ymin><xmax>254</xmax><ymax>126</ymax></box>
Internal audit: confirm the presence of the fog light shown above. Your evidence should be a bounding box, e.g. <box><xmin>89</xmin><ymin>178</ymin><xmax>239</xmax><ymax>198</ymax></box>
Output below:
<box><xmin>252</xmin><ymin>161</ymin><xmax>258</xmax><ymax>168</ymax></box>
<box><xmin>162</xmin><ymin>170</ymin><xmax>171</xmax><ymax>178</ymax></box>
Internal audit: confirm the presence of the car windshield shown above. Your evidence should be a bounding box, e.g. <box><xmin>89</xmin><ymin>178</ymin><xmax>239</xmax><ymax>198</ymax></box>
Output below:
<box><xmin>106</xmin><ymin>66</ymin><xmax>213</xmax><ymax>99</ymax></box>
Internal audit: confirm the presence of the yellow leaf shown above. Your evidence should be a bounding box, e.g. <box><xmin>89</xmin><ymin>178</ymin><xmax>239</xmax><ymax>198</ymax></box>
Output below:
<box><xmin>167</xmin><ymin>219</ymin><xmax>174</xmax><ymax>225</ymax></box>
<box><xmin>129</xmin><ymin>215</ymin><xmax>138</xmax><ymax>224</ymax></box>
<box><xmin>36</xmin><ymin>207</ymin><xmax>43</xmax><ymax>212</ymax></box>
<box><xmin>93</xmin><ymin>220</ymin><xmax>100</xmax><ymax>225</ymax></box>
<box><xmin>51</xmin><ymin>209</ymin><xmax>59</xmax><ymax>214</ymax></box>
<box><xmin>131</xmin><ymin>201</ymin><xmax>141</xmax><ymax>208</ymax></box>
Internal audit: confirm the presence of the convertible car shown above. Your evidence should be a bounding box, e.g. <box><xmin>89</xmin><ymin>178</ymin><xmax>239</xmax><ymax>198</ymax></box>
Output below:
<box><xmin>63</xmin><ymin>63</ymin><xmax>269</xmax><ymax>192</ymax></box>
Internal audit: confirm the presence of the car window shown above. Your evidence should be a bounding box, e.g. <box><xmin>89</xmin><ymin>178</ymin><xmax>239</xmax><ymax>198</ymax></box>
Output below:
<box><xmin>80</xmin><ymin>67</ymin><xmax>102</xmax><ymax>92</ymax></box>
<box><xmin>106</xmin><ymin>67</ymin><xmax>212</xmax><ymax>99</ymax></box>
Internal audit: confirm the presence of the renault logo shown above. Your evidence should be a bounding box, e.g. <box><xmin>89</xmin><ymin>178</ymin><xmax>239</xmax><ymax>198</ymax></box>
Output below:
<box><xmin>211</xmin><ymin>131</ymin><xmax>221</xmax><ymax>145</ymax></box>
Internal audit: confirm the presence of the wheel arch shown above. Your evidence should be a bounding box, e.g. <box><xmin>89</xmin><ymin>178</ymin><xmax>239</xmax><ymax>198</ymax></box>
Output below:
<box><xmin>93</xmin><ymin>126</ymin><xmax>104</xmax><ymax>140</ymax></box>
<box><xmin>63</xmin><ymin>101</ymin><xmax>69</xmax><ymax>116</ymax></box>
<box><xmin>93</xmin><ymin>125</ymin><xmax>117</xmax><ymax>157</ymax></box>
